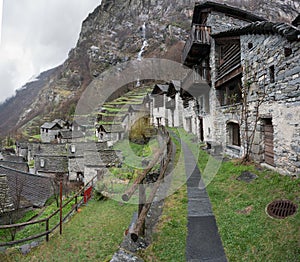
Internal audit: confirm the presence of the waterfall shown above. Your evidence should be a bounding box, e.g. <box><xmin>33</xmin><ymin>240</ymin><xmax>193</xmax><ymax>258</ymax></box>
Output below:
<box><xmin>137</xmin><ymin>22</ymin><xmax>148</xmax><ymax>61</ymax></box>
<box><xmin>136</xmin><ymin>22</ymin><xmax>149</xmax><ymax>86</ymax></box>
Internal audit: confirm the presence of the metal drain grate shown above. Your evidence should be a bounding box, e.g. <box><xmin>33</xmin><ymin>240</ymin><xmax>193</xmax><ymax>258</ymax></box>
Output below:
<box><xmin>266</xmin><ymin>200</ymin><xmax>298</xmax><ymax>219</ymax></box>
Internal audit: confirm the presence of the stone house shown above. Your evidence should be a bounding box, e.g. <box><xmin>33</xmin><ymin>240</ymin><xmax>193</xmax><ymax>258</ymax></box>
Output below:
<box><xmin>40</xmin><ymin>119</ymin><xmax>74</xmax><ymax>143</ymax></box>
<box><xmin>96</xmin><ymin>124</ymin><xmax>124</xmax><ymax>146</ymax></box>
<box><xmin>182</xmin><ymin>1</ymin><xmax>300</xmax><ymax>175</ymax></box>
<box><xmin>83</xmin><ymin>150</ymin><xmax>122</xmax><ymax>182</ymax></box>
<box><xmin>211</xmin><ymin>22</ymin><xmax>300</xmax><ymax>174</ymax></box>
<box><xmin>166</xmin><ymin>80</ymin><xmax>183</xmax><ymax>128</ymax></box>
<box><xmin>67</xmin><ymin>142</ymin><xmax>107</xmax><ymax>181</ymax></box>
<box><xmin>151</xmin><ymin>84</ymin><xmax>169</xmax><ymax>127</ymax></box>
<box><xmin>15</xmin><ymin>142</ymin><xmax>29</xmax><ymax>161</ymax></box>
<box><xmin>57</xmin><ymin>130</ymin><xmax>85</xmax><ymax>143</ymax></box>
<box><xmin>40</xmin><ymin>122</ymin><xmax>63</xmax><ymax>143</ymax></box>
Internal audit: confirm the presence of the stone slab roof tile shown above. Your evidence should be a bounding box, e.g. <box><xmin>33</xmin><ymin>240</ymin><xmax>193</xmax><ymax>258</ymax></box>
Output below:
<box><xmin>0</xmin><ymin>166</ymin><xmax>52</xmax><ymax>207</ymax></box>
<box><xmin>212</xmin><ymin>21</ymin><xmax>300</xmax><ymax>41</ymax></box>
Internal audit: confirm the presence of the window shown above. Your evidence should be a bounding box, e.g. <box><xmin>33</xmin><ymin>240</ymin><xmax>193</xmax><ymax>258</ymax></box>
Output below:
<box><xmin>248</xmin><ymin>42</ymin><xmax>253</xmax><ymax>49</ymax></box>
<box><xmin>284</xmin><ymin>47</ymin><xmax>292</xmax><ymax>57</ymax></box>
<box><xmin>71</xmin><ymin>144</ymin><xmax>76</xmax><ymax>153</ymax></box>
<box><xmin>227</xmin><ymin>122</ymin><xmax>241</xmax><ymax>146</ymax></box>
<box><xmin>269</xmin><ymin>65</ymin><xmax>275</xmax><ymax>83</ymax></box>
<box><xmin>40</xmin><ymin>159</ymin><xmax>45</xmax><ymax>168</ymax></box>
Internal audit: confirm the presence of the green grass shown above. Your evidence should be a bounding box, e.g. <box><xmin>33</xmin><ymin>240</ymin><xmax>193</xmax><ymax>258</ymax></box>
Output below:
<box><xmin>1</xmin><ymin>200</ymin><xmax>136</xmax><ymax>262</ymax></box>
<box><xmin>138</xmin><ymin>186</ymin><xmax>187</xmax><ymax>262</ymax></box>
<box><xmin>138</xmin><ymin>130</ymin><xmax>188</xmax><ymax>261</ymax></box>
<box><xmin>179</xmin><ymin>129</ymin><xmax>300</xmax><ymax>262</ymax></box>
<box><xmin>0</xmin><ymin>196</ymin><xmax>83</xmax><ymax>244</ymax></box>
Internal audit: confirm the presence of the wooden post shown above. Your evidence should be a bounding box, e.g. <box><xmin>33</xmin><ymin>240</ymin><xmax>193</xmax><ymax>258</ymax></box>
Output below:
<box><xmin>138</xmin><ymin>182</ymin><xmax>146</xmax><ymax>236</ymax></box>
<box><xmin>46</xmin><ymin>219</ymin><xmax>49</xmax><ymax>242</ymax></box>
<box><xmin>75</xmin><ymin>195</ymin><xmax>78</xmax><ymax>212</ymax></box>
<box><xmin>59</xmin><ymin>179</ymin><xmax>63</xmax><ymax>235</ymax></box>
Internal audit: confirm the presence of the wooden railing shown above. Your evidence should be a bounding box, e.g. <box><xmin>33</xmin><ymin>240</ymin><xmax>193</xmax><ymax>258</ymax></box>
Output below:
<box><xmin>0</xmin><ymin>176</ymin><xmax>97</xmax><ymax>247</ymax></box>
<box><xmin>182</xmin><ymin>24</ymin><xmax>211</xmax><ymax>64</ymax></box>
<box><xmin>122</xmin><ymin>126</ymin><xmax>172</xmax><ymax>242</ymax></box>
<box><xmin>181</xmin><ymin>66</ymin><xmax>211</xmax><ymax>93</ymax></box>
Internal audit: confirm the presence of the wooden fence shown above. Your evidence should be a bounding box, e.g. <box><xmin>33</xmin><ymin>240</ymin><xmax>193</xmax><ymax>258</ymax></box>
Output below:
<box><xmin>122</xmin><ymin>126</ymin><xmax>173</xmax><ymax>241</ymax></box>
<box><xmin>0</xmin><ymin>175</ymin><xmax>97</xmax><ymax>247</ymax></box>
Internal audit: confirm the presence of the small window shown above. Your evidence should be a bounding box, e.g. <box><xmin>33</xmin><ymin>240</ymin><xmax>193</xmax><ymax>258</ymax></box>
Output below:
<box><xmin>248</xmin><ymin>43</ymin><xmax>253</xmax><ymax>49</ymax></box>
<box><xmin>71</xmin><ymin>145</ymin><xmax>76</xmax><ymax>153</ymax></box>
<box><xmin>284</xmin><ymin>47</ymin><xmax>292</xmax><ymax>57</ymax></box>
<box><xmin>40</xmin><ymin>159</ymin><xmax>45</xmax><ymax>168</ymax></box>
<box><xmin>227</xmin><ymin>122</ymin><xmax>241</xmax><ymax>146</ymax></box>
<box><xmin>269</xmin><ymin>65</ymin><xmax>275</xmax><ymax>83</ymax></box>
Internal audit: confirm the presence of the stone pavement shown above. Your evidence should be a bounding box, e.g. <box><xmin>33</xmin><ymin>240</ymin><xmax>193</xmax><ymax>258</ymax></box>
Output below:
<box><xmin>182</xmin><ymin>142</ymin><xmax>227</xmax><ymax>262</ymax></box>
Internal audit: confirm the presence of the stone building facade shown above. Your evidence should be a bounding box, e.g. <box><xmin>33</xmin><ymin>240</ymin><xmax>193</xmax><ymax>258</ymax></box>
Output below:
<box><xmin>182</xmin><ymin>1</ymin><xmax>300</xmax><ymax>176</ymax></box>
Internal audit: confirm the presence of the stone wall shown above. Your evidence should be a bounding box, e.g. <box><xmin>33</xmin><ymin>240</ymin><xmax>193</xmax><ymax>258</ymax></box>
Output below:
<box><xmin>240</xmin><ymin>34</ymin><xmax>300</xmax><ymax>174</ymax></box>
<box><xmin>211</xmin><ymin>31</ymin><xmax>300</xmax><ymax>175</ymax></box>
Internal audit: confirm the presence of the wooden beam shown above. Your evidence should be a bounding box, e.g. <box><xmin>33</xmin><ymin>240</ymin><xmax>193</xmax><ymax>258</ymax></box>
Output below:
<box><xmin>215</xmin><ymin>66</ymin><xmax>242</xmax><ymax>88</ymax></box>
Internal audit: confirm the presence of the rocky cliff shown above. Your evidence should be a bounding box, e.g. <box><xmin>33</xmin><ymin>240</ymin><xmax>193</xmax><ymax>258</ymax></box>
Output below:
<box><xmin>0</xmin><ymin>0</ymin><xmax>298</xmax><ymax>137</ymax></box>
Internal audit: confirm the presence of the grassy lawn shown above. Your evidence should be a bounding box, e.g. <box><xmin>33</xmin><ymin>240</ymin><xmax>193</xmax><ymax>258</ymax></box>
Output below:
<box><xmin>179</xmin><ymin>129</ymin><xmax>300</xmax><ymax>262</ymax></box>
<box><xmin>2</xmin><ymin>200</ymin><xmax>136</xmax><ymax>262</ymax></box>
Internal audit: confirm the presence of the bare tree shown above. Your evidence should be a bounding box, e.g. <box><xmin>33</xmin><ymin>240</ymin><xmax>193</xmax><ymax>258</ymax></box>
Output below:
<box><xmin>50</xmin><ymin>173</ymin><xmax>69</xmax><ymax>207</ymax></box>
<box><xmin>240</xmin><ymin>62</ymin><xmax>267</xmax><ymax>163</ymax></box>
<box><xmin>0</xmin><ymin>174</ymin><xmax>27</xmax><ymax>241</ymax></box>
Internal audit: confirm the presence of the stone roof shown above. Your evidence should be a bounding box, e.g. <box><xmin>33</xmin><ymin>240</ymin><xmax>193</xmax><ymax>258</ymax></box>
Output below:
<box><xmin>0</xmin><ymin>166</ymin><xmax>52</xmax><ymax>207</ymax></box>
<box><xmin>58</xmin><ymin>130</ymin><xmax>85</xmax><ymax>139</ymax></box>
<box><xmin>53</xmin><ymin>119</ymin><xmax>66</xmax><ymax>128</ymax></box>
<box><xmin>31</xmin><ymin>143</ymin><xmax>68</xmax><ymax>157</ymax></box>
<box><xmin>41</xmin><ymin>122</ymin><xmax>62</xmax><ymax>130</ymax></box>
<box><xmin>67</xmin><ymin>142</ymin><xmax>108</xmax><ymax>157</ymax></box>
<box><xmin>2</xmin><ymin>155</ymin><xmax>26</xmax><ymax>163</ymax></box>
<box><xmin>193</xmin><ymin>1</ymin><xmax>266</xmax><ymax>24</ymax></box>
<box><xmin>84</xmin><ymin>150</ymin><xmax>122</xmax><ymax>167</ymax></box>
<box><xmin>99</xmin><ymin>124</ymin><xmax>124</xmax><ymax>133</ymax></box>
<box><xmin>151</xmin><ymin>84</ymin><xmax>169</xmax><ymax>95</ymax></box>
<box><xmin>170</xmin><ymin>80</ymin><xmax>181</xmax><ymax>91</ymax></box>
<box><xmin>212</xmin><ymin>21</ymin><xmax>300</xmax><ymax>41</ymax></box>
<box><xmin>0</xmin><ymin>161</ymin><xmax>29</xmax><ymax>173</ymax></box>
<box><xmin>35</xmin><ymin>155</ymin><xmax>68</xmax><ymax>173</ymax></box>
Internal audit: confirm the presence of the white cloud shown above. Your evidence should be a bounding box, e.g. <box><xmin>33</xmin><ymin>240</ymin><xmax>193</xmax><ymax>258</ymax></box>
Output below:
<box><xmin>0</xmin><ymin>0</ymin><xmax>101</xmax><ymax>102</ymax></box>
<box><xmin>0</xmin><ymin>0</ymin><xmax>3</xmax><ymax>44</ymax></box>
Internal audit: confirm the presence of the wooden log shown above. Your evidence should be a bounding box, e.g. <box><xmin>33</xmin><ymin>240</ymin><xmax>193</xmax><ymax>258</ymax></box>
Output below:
<box><xmin>131</xmin><ymin>141</ymin><xmax>172</xmax><ymax>242</ymax></box>
<box><xmin>122</xmin><ymin>140</ymin><xmax>168</xmax><ymax>202</ymax></box>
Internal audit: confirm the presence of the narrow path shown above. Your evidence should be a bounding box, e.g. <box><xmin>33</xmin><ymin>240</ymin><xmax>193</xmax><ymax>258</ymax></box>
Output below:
<box><xmin>182</xmin><ymin>142</ymin><xmax>227</xmax><ymax>262</ymax></box>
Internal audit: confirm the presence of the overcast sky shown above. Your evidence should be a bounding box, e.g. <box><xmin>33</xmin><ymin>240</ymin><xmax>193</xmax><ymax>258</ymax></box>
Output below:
<box><xmin>0</xmin><ymin>0</ymin><xmax>101</xmax><ymax>103</ymax></box>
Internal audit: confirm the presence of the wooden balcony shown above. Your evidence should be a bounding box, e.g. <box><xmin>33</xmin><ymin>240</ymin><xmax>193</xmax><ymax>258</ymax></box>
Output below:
<box><xmin>182</xmin><ymin>25</ymin><xmax>211</xmax><ymax>66</ymax></box>
<box><xmin>181</xmin><ymin>66</ymin><xmax>211</xmax><ymax>95</ymax></box>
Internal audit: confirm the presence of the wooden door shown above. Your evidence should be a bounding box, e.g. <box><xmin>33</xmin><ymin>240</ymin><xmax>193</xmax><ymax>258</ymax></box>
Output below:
<box><xmin>264</xmin><ymin>119</ymin><xmax>274</xmax><ymax>166</ymax></box>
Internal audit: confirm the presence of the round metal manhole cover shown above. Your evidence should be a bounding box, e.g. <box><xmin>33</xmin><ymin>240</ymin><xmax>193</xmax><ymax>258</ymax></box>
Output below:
<box><xmin>266</xmin><ymin>200</ymin><xmax>298</xmax><ymax>219</ymax></box>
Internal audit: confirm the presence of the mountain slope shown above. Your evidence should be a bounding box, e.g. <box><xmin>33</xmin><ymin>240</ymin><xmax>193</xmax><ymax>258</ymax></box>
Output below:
<box><xmin>0</xmin><ymin>0</ymin><xmax>298</xmax><ymax>137</ymax></box>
